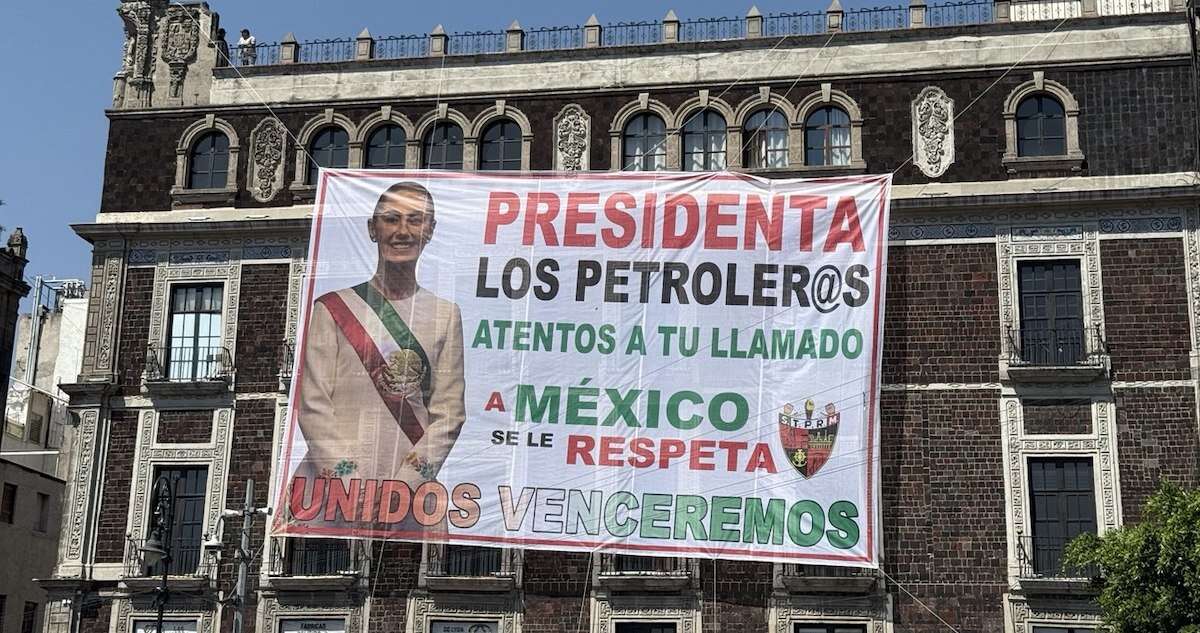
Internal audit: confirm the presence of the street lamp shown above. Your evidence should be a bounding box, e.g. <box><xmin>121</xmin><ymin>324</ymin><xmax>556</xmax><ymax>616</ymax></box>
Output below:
<box><xmin>139</xmin><ymin>475</ymin><xmax>175</xmax><ymax>633</ymax></box>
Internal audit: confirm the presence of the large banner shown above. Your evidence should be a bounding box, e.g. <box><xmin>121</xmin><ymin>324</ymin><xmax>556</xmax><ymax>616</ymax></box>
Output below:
<box><xmin>273</xmin><ymin>170</ymin><xmax>890</xmax><ymax>566</ymax></box>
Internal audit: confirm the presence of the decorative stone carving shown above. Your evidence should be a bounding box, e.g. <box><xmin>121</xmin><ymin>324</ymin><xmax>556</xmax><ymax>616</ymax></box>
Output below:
<box><xmin>64</xmin><ymin>410</ymin><xmax>100</xmax><ymax>563</ymax></box>
<box><xmin>115</xmin><ymin>1</ymin><xmax>162</xmax><ymax>108</ymax></box>
<box><xmin>911</xmin><ymin>86</ymin><xmax>954</xmax><ymax>178</ymax></box>
<box><xmin>553</xmin><ymin>104</ymin><xmax>591</xmax><ymax>171</ymax></box>
<box><xmin>250</xmin><ymin>118</ymin><xmax>289</xmax><ymax>203</ymax></box>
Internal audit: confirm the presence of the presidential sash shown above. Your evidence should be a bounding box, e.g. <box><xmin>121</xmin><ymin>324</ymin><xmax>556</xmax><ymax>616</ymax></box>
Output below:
<box><xmin>316</xmin><ymin>283</ymin><xmax>432</xmax><ymax>446</ymax></box>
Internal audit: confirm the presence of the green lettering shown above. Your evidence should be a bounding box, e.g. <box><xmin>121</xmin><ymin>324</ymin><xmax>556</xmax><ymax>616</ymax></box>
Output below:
<box><xmin>673</xmin><ymin>495</ymin><xmax>708</xmax><ymax>540</ymax></box>
<box><xmin>825</xmin><ymin>500</ymin><xmax>860</xmax><ymax>549</ymax></box>
<box><xmin>708</xmin><ymin>496</ymin><xmax>742</xmax><ymax>542</ymax></box>
<box><xmin>639</xmin><ymin>494</ymin><xmax>673</xmax><ymax>539</ymax></box>
<box><xmin>786</xmin><ymin>500</ymin><xmax>825</xmax><ymax>547</ymax></box>
<box><xmin>604</xmin><ymin>492</ymin><xmax>639</xmax><ymax>537</ymax></box>
<box><xmin>744</xmin><ymin>498</ymin><xmax>785</xmax><ymax>545</ymax></box>
<box><xmin>515</xmin><ymin>385</ymin><xmax>560</xmax><ymax>423</ymax></box>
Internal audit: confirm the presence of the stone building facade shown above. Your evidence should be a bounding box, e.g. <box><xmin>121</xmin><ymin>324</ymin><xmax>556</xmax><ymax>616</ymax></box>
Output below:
<box><xmin>38</xmin><ymin>2</ymin><xmax>1200</xmax><ymax>633</ymax></box>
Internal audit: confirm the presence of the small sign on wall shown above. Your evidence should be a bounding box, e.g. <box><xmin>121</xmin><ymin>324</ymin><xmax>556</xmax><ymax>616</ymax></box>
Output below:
<box><xmin>431</xmin><ymin>621</ymin><xmax>499</xmax><ymax>633</ymax></box>
<box><xmin>279</xmin><ymin>618</ymin><xmax>347</xmax><ymax>633</ymax></box>
<box><xmin>133</xmin><ymin>621</ymin><xmax>199</xmax><ymax>633</ymax></box>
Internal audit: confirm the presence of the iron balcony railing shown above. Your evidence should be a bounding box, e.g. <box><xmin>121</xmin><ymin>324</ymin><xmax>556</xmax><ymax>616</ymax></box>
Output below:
<box><xmin>843</xmin><ymin>5</ymin><xmax>911</xmax><ymax>31</ymax></box>
<box><xmin>603</xmin><ymin>554</ymin><xmax>688</xmax><ymax>575</ymax></box>
<box><xmin>272</xmin><ymin>538</ymin><xmax>359</xmax><ymax>576</ymax></box>
<box><xmin>679</xmin><ymin>16</ymin><xmax>746</xmax><ymax>42</ymax></box>
<box><xmin>525</xmin><ymin>26</ymin><xmax>585</xmax><ymax>51</ymax></box>
<box><xmin>1017</xmin><ymin>534</ymin><xmax>1101</xmax><ymax>579</ymax></box>
<box><xmin>1006</xmin><ymin>325</ymin><xmax>1108</xmax><ymax>367</ymax></box>
<box><xmin>231</xmin><ymin>42</ymin><xmax>281</xmax><ymax>67</ymax></box>
<box><xmin>277</xmin><ymin>339</ymin><xmax>295</xmax><ymax>388</ymax></box>
<box><xmin>927</xmin><ymin>0</ymin><xmax>995</xmax><ymax>26</ymax></box>
<box><xmin>145</xmin><ymin>343</ymin><xmax>234</xmax><ymax>383</ymax></box>
<box><xmin>601</xmin><ymin>20</ymin><xmax>663</xmax><ymax>46</ymax></box>
<box><xmin>781</xmin><ymin>563</ymin><xmax>877</xmax><ymax>579</ymax></box>
<box><xmin>427</xmin><ymin>544</ymin><xmax>507</xmax><ymax>577</ymax></box>
<box><xmin>125</xmin><ymin>536</ymin><xmax>214</xmax><ymax>578</ymax></box>
<box><xmin>300</xmin><ymin>38</ymin><xmax>356</xmax><ymax>63</ymax></box>
<box><xmin>374</xmin><ymin>34</ymin><xmax>430</xmax><ymax>59</ymax></box>
<box><xmin>447</xmin><ymin>31</ymin><xmax>507</xmax><ymax>55</ymax></box>
<box><xmin>763</xmin><ymin>11</ymin><xmax>828</xmax><ymax>37</ymax></box>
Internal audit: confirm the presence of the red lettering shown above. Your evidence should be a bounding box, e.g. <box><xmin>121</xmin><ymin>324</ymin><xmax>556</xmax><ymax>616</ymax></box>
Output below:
<box><xmin>641</xmin><ymin>193</ymin><xmax>658</xmax><ymax>248</ymax></box>
<box><xmin>361</xmin><ymin>479</ymin><xmax>379</xmax><ymax>522</ymax></box>
<box><xmin>564</xmin><ymin>192</ymin><xmax>600</xmax><ymax>247</ymax></box>
<box><xmin>288</xmin><ymin>477</ymin><xmax>324</xmax><ymax>522</ymax></box>
<box><xmin>484</xmin><ymin>191</ymin><xmax>521</xmax><ymax>244</ymax></box>
<box><xmin>522</xmin><ymin>192</ymin><xmax>560</xmax><ymax>246</ymax></box>
<box><xmin>789</xmin><ymin>195</ymin><xmax>826</xmax><ymax>252</ymax></box>
<box><xmin>718</xmin><ymin>440</ymin><xmax>748</xmax><ymax>472</ymax></box>
<box><xmin>703</xmin><ymin>193</ymin><xmax>741</xmax><ymax>250</ymax></box>
<box><xmin>449</xmin><ymin>483</ymin><xmax>482</xmax><ymax>528</ymax></box>
<box><xmin>628</xmin><ymin>437</ymin><xmax>655</xmax><ymax>468</ymax></box>
<box><xmin>412</xmin><ymin>481</ymin><xmax>449</xmax><ymax>527</ymax></box>
<box><xmin>602</xmin><ymin>193</ymin><xmax>638</xmax><ymax>248</ymax></box>
<box><xmin>658</xmin><ymin>438</ymin><xmax>687</xmax><ymax>468</ymax></box>
<box><xmin>689</xmin><ymin>439</ymin><xmax>717</xmax><ymax>470</ymax></box>
<box><xmin>745</xmin><ymin>194</ymin><xmax>784</xmax><ymax>251</ymax></box>
<box><xmin>483</xmin><ymin>391</ymin><xmax>505</xmax><ymax>412</ymax></box>
<box><xmin>599</xmin><ymin>435</ymin><xmax>625</xmax><ymax>466</ymax></box>
<box><xmin>323</xmin><ymin>477</ymin><xmax>360</xmax><ymax>522</ymax></box>
<box><xmin>745</xmin><ymin>443</ymin><xmax>779</xmax><ymax>473</ymax></box>
<box><xmin>566</xmin><ymin>434</ymin><xmax>595</xmax><ymax>465</ymax></box>
<box><xmin>662</xmin><ymin>194</ymin><xmax>699</xmax><ymax>249</ymax></box>
<box><xmin>824</xmin><ymin>196</ymin><xmax>866</xmax><ymax>252</ymax></box>
<box><xmin>378</xmin><ymin>480</ymin><xmax>412</xmax><ymax>523</ymax></box>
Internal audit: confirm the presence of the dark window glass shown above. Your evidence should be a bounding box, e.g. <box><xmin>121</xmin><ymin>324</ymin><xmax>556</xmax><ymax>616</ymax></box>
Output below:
<box><xmin>1032</xmin><ymin>628</ymin><xmax>1095</xmax><ymax>633</ymax></box>
<box><xmin>422</xmin><ymin>122</ymin><xmax>464</xmax><ymax>170</ymax></box>
<box><xmin>804</xmin><ymin>106</ymin><xmax>851</xmax><ymax>167</ymax></box>
<box><xmin>35</xmin><ymin>493</ymin><xmax>49</xmax><ymax>532</ymax></box>
<box><xmin>616</xmin><ymin>624</ymin><xmax>677</xmax><ymax>633</ymax></box>
<box><xmin>0</xmin><ymin>595</ymin><xmax>6</xmax><ymax>630</ymax></box>
<box><xmin>285</xmin><ymin>537</ymin><xmax>351</xmax><ymax>575</ymax></box>
<box><xmin>146</xmin><ymin>466</ymin><xmax>208</xmax><ymax>576</ymax></box>
<box><xmin>187</xmin><ymin>131</ymin><xmax>230</xmax><ymax>190</ymax></box>
<box><xmin>166</xmin><ymin>284</ymin><xmax>223</xmax><ymax>381</ymax></box>
<box><xmin>480</xmin><ymin>120</ymin><xmax>523</xmax><ymax>171</ymax></box>
<box><xmin>1028</xmin><ymin>457</ymin><xmax>1096</xmax><ymax>576</ymax></box>
<box><xmin>681</xmin><ymin>109</ymin><xmax>727</xmax><ymax>171</ymax></box>
<box><xmin>1016</xmin><ymin>95</ymin><xmax>1066</xmax><ymax>157</ymax></box>
<box><xmin>365</xmin><ymin>124</ymin><xmax>407</xmax><ymax>169</ymax></box>
<box><xmin>444</xmin><ymin>545</ymin><xmax>502</xmax><ymax>576</ymax></box>
<box><xmin>744</xmin><ymin>109</ymin><xmax>789</xmax><ymax>169</ymax></box>
<box><xmin>794</xmin><ymin>626</ymin><xmax>867</xmax><ymax>633</ymax></box>
<box><xmin>622</xmin><ymin>113</ymin><xmax>667</xmax><ymax>171</ymax></box>
<box><xmin>1017</xmin><ymin>260</ymin><xmax>1083</xmax><ymax>365</ymax></box>
<box><xmin>306</xmin><ymin>126</ymin><xmax>350</xmax><ymax>184</ymax></box>
<box><xmin>20</xmin><ymin>602</ymin><xmax>36</xmax><ymax>633</ymax></box>
<box><xmin>0</xmin><ymin>483</ymin><xmax>15</xmax><ymax>524</ymax></box>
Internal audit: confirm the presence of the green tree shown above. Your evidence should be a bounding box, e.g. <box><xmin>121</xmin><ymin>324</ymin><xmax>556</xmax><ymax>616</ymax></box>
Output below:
<box><xmin>1064</xmin><ymin>481</ymin><xmax>1200</xmax><ymax>633</ymax></box>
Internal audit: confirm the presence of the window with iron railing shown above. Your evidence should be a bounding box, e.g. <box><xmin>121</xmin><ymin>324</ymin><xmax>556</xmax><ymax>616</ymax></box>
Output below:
<box><xmin>144</xmin><ymin>466</ymin><xmax>209</xmax><ymax>576</ymax></box>
<box><xmin>1024</xmin><ymin>457</ymin><xmax>1097</xmax><ymax>578</ymax></box>
<box><xmin>166</xmin><ymin>285</ymin><xmax>224</xmax><ymax>381</ymax></box>
<box><xmin>284</xmin><ymin>538</ymin><xmax>352</xmax><ymax>575</ymax></box>
<box><xmin>795</xmin><ymin>626</ymin><xmax>866</xmax><ymax>633</ymax></box>
<box><xmin>439</xmin><ymin>545</ymin><xmax>503</xmax><ymax>576</ymax></box>
<box><xmin>1016</xmin><ymin>260</ymin><xmax>1085</xmax><ymax>366</ymax></box>
<box><xmin>616</xmin><ymin>624</ymin><xmax>676</xmax><ymax>633</ymax></box>
<box><xmin>608</xmin><ymin>554</ymin><xmax>683</xmax><ymax>573</ymax></box>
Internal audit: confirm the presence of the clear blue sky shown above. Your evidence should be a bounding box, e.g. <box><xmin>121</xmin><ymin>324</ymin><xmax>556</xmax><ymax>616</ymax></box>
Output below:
<box><xmin>0</xmin><ymin>0</ymin><xmax>830</xmax><ymax>291</ymax></box>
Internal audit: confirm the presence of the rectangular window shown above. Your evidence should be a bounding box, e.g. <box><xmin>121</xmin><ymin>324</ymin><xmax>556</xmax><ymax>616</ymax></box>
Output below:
<box><xmin>1028</xmin><ymin>457</ymin><xmax>1097</xmax><ymax>576</ymax></box>
<box><xmin>145</xmin><ymin>466</ymin><xmax>209</xmax><ymax>576</ymax></box>
<box><xmin>443</xmin><ymin>545</ymin><xmax>502</xmax><ymax>576</ymax></box>
<box><xmin>1017</xmin><ymin>260</ymin><xmax>1084</xmax><ymax>365</ymax></box>
<box><xmin>616</xmin><ymin>624</ymin><xmax>677</xmax><ymax>633</ymax></box>
<box><xmin>1032</xmin><ymin>628</ymin><xmax>1095</xmax><ymax>633</ymax></box>
<box><xmin>0</xmin><ymin>594</ymin><xmax>6</xmax><ymax>629</ymax></box>
<box><xmin>794</xmin><ymin>626</ymin><xmax>867</xmax><ymax>633</ymax></box>
<box><xmin>0</xmin><ymin>483</ymin><xmax>16</xmax><ymax>524</ymax></box>
<box><xmin>36</xmin><ymin>493</ymin><xmax>50</xmax><ymax>532</ymax></box>
<box><xmin>285</xmin><ymin>538</ymin><xmax>350</xmax><ymax>575</ymax></box>
<box><xmin>21</xmin><ymin>602</ymin><xmax>37</xmax><ymax>633</ymax></box>
<box><xmin>166</xmin><ymin>284</ymin><xmax>224</xmax><ymax>381</ymax></box>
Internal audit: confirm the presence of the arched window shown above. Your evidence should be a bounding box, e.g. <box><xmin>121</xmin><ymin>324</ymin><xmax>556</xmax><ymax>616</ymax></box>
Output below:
<box><xmin>1016</xmin><ymin>95</ymin><xmax>1066</xmax><ymax>157</ymax></box>
<box><xmin>365</xmin><ymin>124</ymin><xmax>407</xmax><ymax>169</ymax></box>
<box><xmin>479</xmin><ymin>120</ymin><xmax>522</xmax><ymax>171</ymax></box>
<box><xmin>681</xmin><ymin>110</ymin><xmax>727</xmax><ymax>171</ymax></box>
<box><xmin>743</xmin><ymin>109</ymin><xmax>789</xmax><ymax>169</ymax></box>
<box><xmin>306</xmin><ymin>126</ymin><xmax>349</xmax><ymax>184</ymax></box>
<box><xmin>621</xmin><ymin>113</ymin><xmax>667</xmax><ymax>171</ymax></box>
<box><xmin>422</xmin><ymin>122</ymin><xmax>464</xmax><ymax>170</ymax></box>
<box><xmin>804</xmin><ymin>106</ymin><xmax>851</xmax><ymax>167</ymax></box>
<box><xmin>188</xmin><ymin>131</ymin><xmax>230</xmax><ymax>189</ymax></box>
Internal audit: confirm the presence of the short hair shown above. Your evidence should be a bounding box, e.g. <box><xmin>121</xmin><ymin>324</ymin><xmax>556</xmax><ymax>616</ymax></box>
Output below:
<box><xmin>373</xmin><ymin>181</ymin><xmax>436</xmax><ymax>218</ymax></box>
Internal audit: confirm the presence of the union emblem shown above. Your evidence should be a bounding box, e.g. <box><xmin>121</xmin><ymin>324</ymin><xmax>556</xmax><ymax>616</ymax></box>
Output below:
<box><xmin>777</xmin><ymin>400</ymin><xmax>841</xmax><ymax>478</ymax></box>
<box><xmin>381</xmin><ymin>349</ymin><xmax>425</xmax><ymax>395</ymax></box>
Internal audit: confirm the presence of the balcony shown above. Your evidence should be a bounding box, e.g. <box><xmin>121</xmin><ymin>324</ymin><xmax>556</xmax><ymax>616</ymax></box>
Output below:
<box><xmin>1003</xmin><ymin>326</ymin><xmax>1109</xmax><ymax>383</ymax></box>
<box><xmin>142</xmin><ymin>343</ymin><xmax>234</xmax><ymax>396</ymax></box>
<box><xmin>277</xmin><ymin>339</ymin><xmax>295</xmax><ymax>393</ymax></box>
<box><xmin>121</xmin><ymin>536</ymin><xmax>217</xmax><ymax>592</ymax></box>
<box><xmin>776</xmin><ymin>564</ymin><xmax>878</xmax><ymax>594</ymax></box>
<box><xmin>266</xmin><ymin>538</ymin><xmax>365</xmax><ymax>592</ymax></box>
<box><xmin>1016</xmin><ymin>535</ymin><xmax>1100</xmax><ymax>594</ymax></box>
<box><xmin>424</xmin><ymin>544</ymin><xmax>517</xmax><ymax>592</ymax></box>
<box><xmin>597</xmin><ymin>554</ymin><xmax>693</xmax><ymax>592</ymax></box>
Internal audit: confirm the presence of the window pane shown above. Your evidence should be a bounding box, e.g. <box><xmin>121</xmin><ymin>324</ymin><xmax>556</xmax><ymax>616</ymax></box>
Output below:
<box><xmin>188</xmin><ymin>131</ymin><xmax>230</xmax><ymax>190</ymax></box>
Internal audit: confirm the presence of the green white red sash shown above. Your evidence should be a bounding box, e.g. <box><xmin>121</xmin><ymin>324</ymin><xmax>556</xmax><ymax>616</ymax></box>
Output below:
<box><xmin>316</xmin><ymin>282</ymin><xmax>432</xmax><ymax>445</ymax></box>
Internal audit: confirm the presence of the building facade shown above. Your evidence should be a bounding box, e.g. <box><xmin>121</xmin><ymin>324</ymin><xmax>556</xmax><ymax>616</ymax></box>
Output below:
<box><xmin>39</xmin><ymin>2</ymin><xmax>1200</xmax><ymax>633</ymax></box>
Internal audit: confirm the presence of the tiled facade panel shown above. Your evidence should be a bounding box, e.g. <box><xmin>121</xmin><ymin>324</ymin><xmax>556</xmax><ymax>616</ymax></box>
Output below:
<box><xmin>1101</xmin><ymin>238</ymin><xmax>1192</xmax><ymax>382</ymax></box>
<box><xmin>522</xmin><ymin>551</ymin><xmax>593</xmax><ymax>633</ymax></box>
<box><xmin>365</xmin><ymin>541</ymin><xmax>423</xmax><ymax>632</ymax></box>
<box><xmin>880</xmin><ymin>389</ymin><xmax>1007</xmax><ymax>633</ymax></box>
<box><xmin>115</xmin><ymin>268</ymin><xmax>155</xmax><ymax>395</ymax></box>
<box><xmin>699</xmin><ymin>560</ymin><xmax>771</xmax><ymax>633</ymax></box>
<box><xmin>234</xmin><ymin>263</ymin><xmax>291</xmax><ymax>392</ymax></box>
<box><xmin>94</xmin><ymin>410</ymin><xmax>140</xmax><ymax>563</ymax></box>
<box><xmin>76</xmin><ymin>603</ymin><xmax>111</xmax><ymax>633</ymax></box>
<box><xmin>1114</xmin><ymin>387</ymin><xmax>1200</xmax><ymax>523</ymax></box>
<box><xmin>1022</xmin><ymin>400</ymin><xmax>1092</xmax><ymax>435</ymax></box>
<box><xmin>99</xmin><ymin>63</ymin><xmax>1195</xmax><ymax>213</ymax></box>
<box><xmin>882</xmin><ymin>243</ymin><xmax>1001</xmax><ymax>384</ymax></box>
<box><xmin>156</xmin><ymin>409</ymin><xmax>214</xmax><ymax>443</ymax></box>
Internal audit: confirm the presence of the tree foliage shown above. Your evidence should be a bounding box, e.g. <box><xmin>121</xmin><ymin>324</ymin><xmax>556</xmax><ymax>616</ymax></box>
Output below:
<box><xmin>1064</xmin><ymin>481</ymin><xmax>1200</xmax><ymax>633</ymax></box>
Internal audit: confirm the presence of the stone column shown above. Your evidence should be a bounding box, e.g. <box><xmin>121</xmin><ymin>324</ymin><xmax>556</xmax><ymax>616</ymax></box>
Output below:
<box><xmin>995</xmin><ymin>0</ymin><xmax>1011</xmax><ymax>22</ymax></box>
<box><xmin>746</xmin><ymin>6</ymin><xmax>764</xmax><ymax>37</ymax></box>
<box><xmin>826</xmin><ymin>0</ymin><xmax>844</xmax><ymax>32</ymax></box>
<box><xmin>506</xmin><ymin>20</ymin><xmax>525</xmax><ymax>52</ymax></box>
<box><xmin>280</xmin><ymin>32</ymin><xmax>299</xmax><ymax>64</ymax></box>
<box><xmin>663</xmin><ymin>10</ymin><xmax>680</xmax><ymax>43</ymax></box>
<box><xmin>910</xmin><ymin>0</ymin><xmax>927</xmax><ymax>27</ymax></box>
<box><xmin>584</xmin><ymin>14</ymin><xmax>602</xmax><ymax>48</ymax></box>
<box><xmin>356</xmin><ymin>28</ymin><xmax>374</xmax><ymax>60</ymax></box>
<box><xmin>430</xmin><ymin>25</ymin><xmax>448</xmax><ymax>56</ymax></box>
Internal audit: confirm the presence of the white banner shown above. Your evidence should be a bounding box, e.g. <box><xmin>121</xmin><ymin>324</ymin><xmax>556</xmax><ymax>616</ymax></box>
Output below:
<box><xmin>274</xmin><ymin>170</ymin><xmax>890</xmax><ymax>566</ymax></box>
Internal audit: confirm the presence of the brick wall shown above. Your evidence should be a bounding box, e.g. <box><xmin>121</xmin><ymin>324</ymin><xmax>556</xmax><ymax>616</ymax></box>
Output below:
<box><xmin>115</xmin><ymin>268</ymin><xmax>155</xmax><ymax>396</ymax></box>
<box><xmin>883</xmin><ymin>244</ymin><xmax>1000</xmax><ymax>384</ymax></box>
<box><xmin>1101</xmin><ymin>239</ymin><xmax>1192</xmax><ymax>382</ymax></box>
<box><xmin>522</xmin><ymin>551</ymin><xmax>592</xmax><ymax>633</ymax></box>
<box><xmin>1022</xmin><ymin>399</ymin><xmax>1092</xmax><ymax>435</ymax></box>
<box><xmin>881</xmin><ymin>389</ymin><xmax>1007</xmax><ymax>633</ymax></box>
<box><xmin>156</xmin><ymin>409</ymin><xmax>214</xmax><ymax>443</ymax></box>
<box><xmin>365</xmin><ymin>541</ymin><xmax>423</xmax><ymax>632</ymax></box>
<box><xmin>95</xmin><ymin>410</ymin><xmax>140</xmax><ymax>563</ymax></box>
<box><xmin>235</xmin><ymin>264</ymin><xmax>291</xmax><ymax>393</ymax></box>
<box><xmin>1115</xmin><ymin>387</ymin><xmax>1200</xmax><ymax>523</ymax></box>
<box><xmin>699</xmin><ymin>560</ymin><xmax>771</xmax><ymax>633</ymax></box>
<box><xmin>76</xmin><ymin>602</ymin><xmax>110</xmax><ymax>633</ymax></box>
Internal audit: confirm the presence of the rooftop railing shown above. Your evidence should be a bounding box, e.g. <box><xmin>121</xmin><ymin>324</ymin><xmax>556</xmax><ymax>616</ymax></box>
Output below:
<box><xmin>220</xmin><ymin>1</ymin><xmax>1179</xmax><ymax>69</ymax></box>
